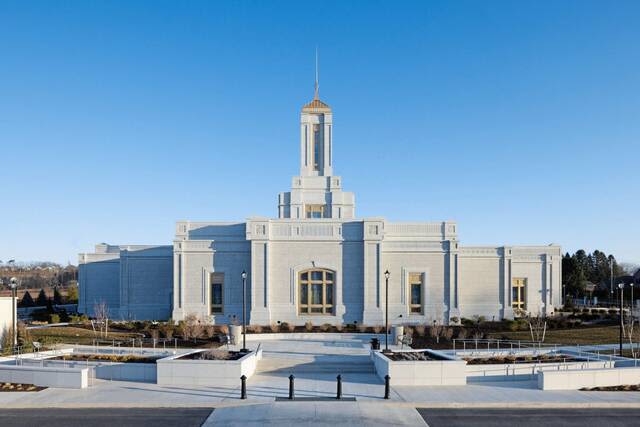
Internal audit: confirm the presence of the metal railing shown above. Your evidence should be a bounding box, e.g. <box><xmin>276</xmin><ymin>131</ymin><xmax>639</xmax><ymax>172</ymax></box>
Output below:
<box><xmin>452</xmin><ymin>338</ymin><xmax>561</xmax><ymax>356</ymax></box>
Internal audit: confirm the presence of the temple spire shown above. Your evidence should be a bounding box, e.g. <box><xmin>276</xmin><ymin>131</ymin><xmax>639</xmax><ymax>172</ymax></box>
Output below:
<box><xmin>314</xmin><ymin>47</ymin><xmax>319</xmax><ymax>100</ymax></box>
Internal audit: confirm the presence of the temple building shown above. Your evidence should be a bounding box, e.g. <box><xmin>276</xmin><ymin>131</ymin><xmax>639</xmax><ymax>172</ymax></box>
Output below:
<box><xmin>78</xmin><ymin>85</ymin><xmax>561</xmax><ymax>325</ymax></box>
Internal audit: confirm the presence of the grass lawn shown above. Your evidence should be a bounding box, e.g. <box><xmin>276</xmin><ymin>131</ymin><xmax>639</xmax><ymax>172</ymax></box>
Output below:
<box><xmin>28</xmin><ymin>326</ymin><xmax>139</xmax><ymax>347</ymax></box>
<box><xmin>488</xmin><ymin>325</ymin><xmax>623</xmax><ymax>345</ymax></box>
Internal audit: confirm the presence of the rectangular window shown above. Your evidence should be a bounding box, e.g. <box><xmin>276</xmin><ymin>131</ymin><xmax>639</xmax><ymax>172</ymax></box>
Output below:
<box><xmin>409</xmin><ymin>273</ymin><xmax>423</xmax><ymax>314</ymax></box>
<box><xmin>210</xmin><ymin>272</ymin><xmax>224</xmax><ymax>314</ymax></box>
<box><xmin>313</xmin><ymin>124</ymin><xmax>321</xmax><ymax>170</ymax></box>
<box><xmin>512</xmin><ymin>278</ymin><xmax>527</xmax><ymax>313</ymax></box>
<box><xmin>305</xmin><ymin>204</ymin><xmax>325</xmax><ymax>219</ymax></box>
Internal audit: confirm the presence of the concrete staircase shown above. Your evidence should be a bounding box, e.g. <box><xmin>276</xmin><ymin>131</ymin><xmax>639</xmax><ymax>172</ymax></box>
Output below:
<box><xmin>257</xmin><ymin>354</ymin><xmax>375</xmax><ymax>374</ymax></box>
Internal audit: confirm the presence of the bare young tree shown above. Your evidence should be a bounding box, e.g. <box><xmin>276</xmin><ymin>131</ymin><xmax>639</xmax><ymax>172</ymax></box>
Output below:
<box><xmin>528</xmin><ymin>312</ymin><xmax>547</xmax><ymax>343</ymax></box>
<box><xmin>623</xmin><ymin>309</ymin><xmax>639</xmax><ymax>358</ymax></box>
<box><xmin>93</xmin><ymin>301</ymin><xmax>109</xmax><ymax>338</ymax></box>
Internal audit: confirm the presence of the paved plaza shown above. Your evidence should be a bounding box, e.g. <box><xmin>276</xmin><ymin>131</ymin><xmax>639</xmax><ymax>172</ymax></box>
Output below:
<box><xmin>2</xmin><ymin>335</ymin><xmax>640</xmax><ymax>426</ymax></box>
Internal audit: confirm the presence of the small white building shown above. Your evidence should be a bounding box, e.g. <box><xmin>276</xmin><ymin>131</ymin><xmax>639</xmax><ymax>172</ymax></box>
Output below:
<box><xmin>79</xmin><ymin>87</ymin><xmax>561</xmax><ymax>325</ymax></box>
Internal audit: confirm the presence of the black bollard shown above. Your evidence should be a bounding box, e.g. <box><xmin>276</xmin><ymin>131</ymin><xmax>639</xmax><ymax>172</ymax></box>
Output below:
<box><xmin>288</xmin><ymin>374</ymin><xmax>295</xmax><ymax>400</ymax></box>
<box><xmin>384</xmin><ymin>374</ymin><xmax>390</xmax><ymax>399</ymax></box>
<box><xmin>240</xmin><ymin>375</ymin><xmax>247</xmax><ymax>400</ymax></box>
<box><xmin>336</xmin><ymin>374</ymin><xmax>342</xmax><ymax>400</ymax></box>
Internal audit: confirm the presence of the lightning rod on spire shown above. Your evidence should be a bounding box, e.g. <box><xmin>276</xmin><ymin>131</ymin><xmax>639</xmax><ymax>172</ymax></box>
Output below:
<box><xmin>314</xmin><ymin>47</ymin><xmax>319</xmax><ymax>99</ymax></box>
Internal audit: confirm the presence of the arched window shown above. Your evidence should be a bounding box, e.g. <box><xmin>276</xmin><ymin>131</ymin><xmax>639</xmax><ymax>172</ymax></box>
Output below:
<box><xmin>299</xmin><ymin>269</ymin><xmax>334</xmax><ymax>315</ymax></box>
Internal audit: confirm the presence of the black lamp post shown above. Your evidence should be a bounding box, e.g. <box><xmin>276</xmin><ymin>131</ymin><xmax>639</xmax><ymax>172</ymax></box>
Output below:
<box><xmin>618</xmin><ymin>282</ymin><xmax>624</xmax><ymax>355</ymax></box>
<box><xmin>9</xmin><ymin>277</ymin><xmax>18</xmax><ymax>349</ymax></box>
<box><xmin>241</xmin><ymin>270</ymin><xmax>248</xmax><ymax>352</ymax></box>
<box><xmin>383</xmin><ymin>270</ymin><xmax>391</xmax><ymax>354</ymax></box>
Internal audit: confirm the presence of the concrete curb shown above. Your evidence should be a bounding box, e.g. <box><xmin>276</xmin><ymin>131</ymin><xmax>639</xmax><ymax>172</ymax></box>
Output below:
<box><xmin>4</xmin><ymin>400</ymin><xmax>640</xmax><ymax>409</ymax></box>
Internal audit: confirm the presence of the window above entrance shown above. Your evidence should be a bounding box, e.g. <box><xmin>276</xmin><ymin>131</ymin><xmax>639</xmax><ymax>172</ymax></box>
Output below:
<box><xmin>299</xmin><ymin>268</ymin><xmax>334</xmax><ymax>315</ymax></box>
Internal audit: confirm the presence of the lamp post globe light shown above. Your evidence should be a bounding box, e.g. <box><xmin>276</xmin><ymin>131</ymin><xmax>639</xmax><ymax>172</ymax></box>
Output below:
<box><xmin>383</xmin><ymin>270</ymin><xmax>391</xmax><ymax>354</ymax></box>
<box><xmin>618</xmin><ymin>282</ymin><xmax>624</xmax><ymax>355</ymax></box>
<box><xmin>241</xmin><ymin>270</ymin><xmax>248</xmax><ymax>353</ymax></box>
<box><xmin>9</xmin><ymin>277</ymin><xmax>18</xmax><ymax>349</ymax></box>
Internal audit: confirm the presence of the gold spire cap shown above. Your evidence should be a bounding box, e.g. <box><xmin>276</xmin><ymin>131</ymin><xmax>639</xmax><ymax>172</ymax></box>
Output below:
<box><xmin>302</xmin><ymin>98</ymin><xmax>331</xmax><ymax>113</ymax></box>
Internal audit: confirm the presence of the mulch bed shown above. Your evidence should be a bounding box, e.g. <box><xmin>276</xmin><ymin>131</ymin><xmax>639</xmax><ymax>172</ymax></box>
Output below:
<box><xmin>383</xmin><ymin>351</ymin><xmax>447</xmax><ymax>361</ymax></box>
<box><xmin>178</xmin><ymin>350</ymin><xmax>246</xmax><ymax>361</ymax></box>
<box><xmin>464</xmin><ymin>354</ymin><xmax>580</xmax><ymax>365</ymax></box>
<box><xmin>581</xmin><ymin>384</ymin><xmax>640</xmax><ymax>391</ymax></box>
<box><xmin>53</xmin><ymin>354</ymin><xmax>162</xmax><ymax>364</ymax></box>
<box><xmin>1</xmin><ymin>383</ymin><xmax>46</xmax><ymax>392</ymax></box>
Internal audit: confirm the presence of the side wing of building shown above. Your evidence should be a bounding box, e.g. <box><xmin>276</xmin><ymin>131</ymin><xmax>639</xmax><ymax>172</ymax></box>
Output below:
<box><xmin>78</xmin><ymin>243</ymin><xmax>173</xmax><ymax>320</ymax></box>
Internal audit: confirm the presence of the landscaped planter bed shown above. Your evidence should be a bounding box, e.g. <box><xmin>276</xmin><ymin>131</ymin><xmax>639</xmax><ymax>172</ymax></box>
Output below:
<box><xmin>581</xmin><ymin>384</ymin><xmax>640</xmax><ymax>391</ymax></box>
<box><xmin>384</xmin><ymin>351</ymin><xmax>449</xmax><ymax>362</ymax></box>
<box><xmin>157</xmin><ymin>347</ymin><xmax>263</xmax><ymax>387</ymax></box>
<box><xmin>1</xmin><ymin>382</ymin><xmax>46</xmax><ymax>392</ymax></box>
<box><xmin>51</xmin><ymin>354</ymin><xmax>162</xmax><ymax>364</ymax></box>
<box><xmin>176</xmin><ymin>350</ymin><xmax>245</xmax><ymax>361</ymax></box>
<box><xmin>464</xmin><ymin>354</ymin><xmax>582</xmax><ymax>365</ymax></box>
<box><xmin>372</xmin><ymin>349</ymin><xmax>467</xmax><ymax>386</ymax></box>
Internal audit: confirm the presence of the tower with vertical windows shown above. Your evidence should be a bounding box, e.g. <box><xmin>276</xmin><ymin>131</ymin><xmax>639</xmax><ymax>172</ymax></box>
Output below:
<box><xmin>278</xmin><ymin>87</ymin><xmax>355</xmax><ymax>219</ymax></box>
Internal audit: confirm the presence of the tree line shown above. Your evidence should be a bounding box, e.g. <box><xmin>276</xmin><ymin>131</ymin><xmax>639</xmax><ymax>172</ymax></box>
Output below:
<box><xmin>562</xmin><ymin>249</ymin><xmax>639</xmax><ymax>299</ymax></box>
<box><xmin>18</xmin><ymin>286</ymin><xmax>78</xmax><ymax>307</ymax></box>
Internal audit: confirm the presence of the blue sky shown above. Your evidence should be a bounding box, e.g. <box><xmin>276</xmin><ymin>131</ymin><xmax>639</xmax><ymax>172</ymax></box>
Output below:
<box><xmin>0</xmin><ymin>1</ymin><xmax>638</xmax><ymax>265</ymax></box>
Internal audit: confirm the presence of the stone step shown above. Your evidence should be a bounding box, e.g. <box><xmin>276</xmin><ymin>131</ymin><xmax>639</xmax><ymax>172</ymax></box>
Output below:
<box><xmin>257</xmin><ymin>357</ymin><xmax>375</xmax><ymax>374</ymax></box>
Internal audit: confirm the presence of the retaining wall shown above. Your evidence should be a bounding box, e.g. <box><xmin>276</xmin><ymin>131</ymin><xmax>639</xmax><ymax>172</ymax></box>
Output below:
<box><xmin>539</xmin><ymin>366</ymin><xmax>640</xmax><ymax>390</ymax></box>
<box><xmin>0</xmin><ymin>364</ymin><xmax>88</xmax><ymax>389</ymax></box>
<box><xmin>157</xmin><ymin>347</ymin><xmax>262</xmax><ymax>387</ymax></box>
<box><xmin>372</xmin><ymin>350</ymin><xmax>467</xmax><ymax>386</ymax></box>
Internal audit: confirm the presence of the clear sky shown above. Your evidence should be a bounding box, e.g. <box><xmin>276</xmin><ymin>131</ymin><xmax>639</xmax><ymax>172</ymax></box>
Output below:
<box><xmin>0</xmin><ymin>1</ymin><xmax>638</xmax><ymax>266</ymax></box>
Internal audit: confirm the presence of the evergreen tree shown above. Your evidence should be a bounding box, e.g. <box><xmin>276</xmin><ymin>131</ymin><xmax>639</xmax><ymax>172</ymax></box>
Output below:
<box><xmin>36</xmin><ymin>289</ymin><xmax>48</xmax><ymax>306</ymax></box>
<box><xmin>53</xmin><ymin>287</ymin><xmax>63</xmax><ymax>305</ymax></box>
<box><xmin>20</xmin><ymin>290</ymin><xmax>35</xmax><ymax>307</ymax></box>
<box><xmin>66</xmin><ymin>284</ymin><xmax>78</xmax><ymax>304</ymax></box>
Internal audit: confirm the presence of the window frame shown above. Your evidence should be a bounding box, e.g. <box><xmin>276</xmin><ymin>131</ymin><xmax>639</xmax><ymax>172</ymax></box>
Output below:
<box><xmin>512</xmin><ymin>277</ymin><xmax>527</xmax><ymax>312</ymax></box>
<box><xmin>210</xmin><ymin>273</ymin><xmax>224</xmax><ymax>315</ymax></box>
<box><xmin>305</xmin><ymin>204</ymin><xmax>325</xmax><ymax>219</ymax></box>
<box><xmin>298</xmin><ymin>268</ymin><xmax>334</xmax><ymax>315</ymax></box>
<box><xmin>408</xmin><ymin>272</ymin><xmax>423</xmax><ymax>314</ymax></box>
<box><xmin>312</xmin><ymin>124</ymin><xmax>321</xmax><ymax>171</ymax></box>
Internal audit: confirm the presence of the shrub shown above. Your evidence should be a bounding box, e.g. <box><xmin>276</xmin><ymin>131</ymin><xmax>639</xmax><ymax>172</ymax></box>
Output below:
<box><xmin>150</xmin><ymin>329</ymin><xmax>160</xmax><ymax>341</ymax></box>
<box><xmin>270</xmin><ymin>323</ymin><xmax>279</xmax><ymax>333</ymax></box>
<box><xmin>204</xmin><ymin>325</ymin><xmax>215</xmax><ymax>339</ymax></box>
<box><xmin>455</xmin><ymin>327</ymin><xmax>468</xmax><ymax>339</ymax></box>
<box><xmin>320</xmin><ymin>323</ymin><xmax>331</xmax><ymax>332</ymax></box>
<box><xmin>372</xmin><ymin>325</ymin><xmax>383</xmax><ymax>334</ymax></box>
<box><xmin>247</xmin><ymin>325</ymin><xmax>262</xmax><ymax>334</ymax></box>
<box><xmin>305</xmin><ymin>321</ymin><xmax>313</xmax><ymax>332</ymax></box>
<box><xmin>159</xmin><ymin>323</ymin><xmax>174</xmax><ymax>339</ymax></box>
<box><xmin>441</xmin><ymin>327</ymin><xmax>454</xmax><ymax>341</ymax></box>
<box><xmin>461</xmin><ymin>318</ymin><xmax>474</xmax><ymax>327</ymax></box>
<box><xmin>335</xmin><ymin>324</ymin><xmax>343</xmax><ymax>332</ymax></box>
<box><xmin>449</xmin><ymin>317</ymin><xmax>460</xmax><ymax>325</ymax></box>
<box><xmin>404</xmin><ymin>327</ymin><xmax>413</xmax><ymax>337</ymax></box>
<box><xmin>49</xmin><ymin>314</ymin><xmax>60</xmax><ymax>324</ymax></box>
<box><xmin>281</xmin><ymin>322</ymin><xmax>295</xmax><ymax>332</ymax></box>
<box><xmin>357</xmin><ymin>323</ymin><xmax>368</xmax><ymax>333</ymax></box>
<box><xmin>415</xmin><ymin>324</ymin><xmax>426</xmax><ymax>336</ymax></box>
<box><xmin>219</xmin><ymin>324</ymin><xmax>229</xmax><ymax>335</ymax></box>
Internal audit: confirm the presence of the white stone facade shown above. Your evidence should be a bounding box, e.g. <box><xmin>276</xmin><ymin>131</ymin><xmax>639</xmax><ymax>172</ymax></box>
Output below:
<box><xmin>79</xmin><ymin>90</ymin><xmax>561</xmax><ymax>324</ymax></box>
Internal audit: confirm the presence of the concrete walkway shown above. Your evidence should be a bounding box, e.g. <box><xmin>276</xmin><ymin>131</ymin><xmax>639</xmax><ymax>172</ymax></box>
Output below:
<box><xmin>202</xmin><ymin>402</ymin><xmax>427</xmax><ymax>427</ymax></box>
